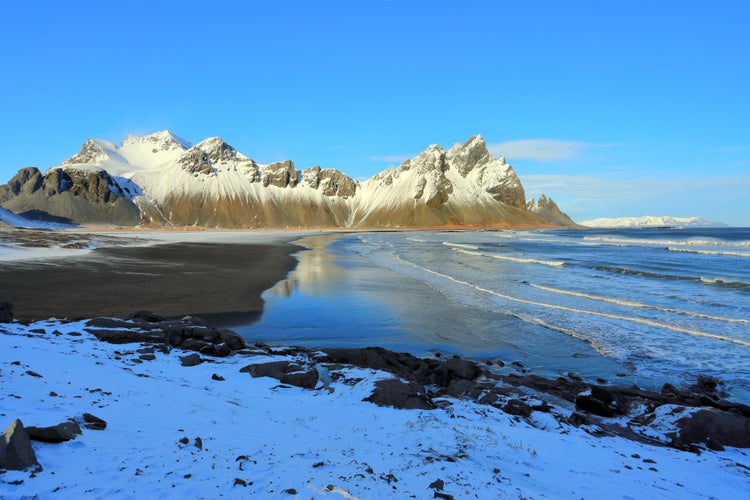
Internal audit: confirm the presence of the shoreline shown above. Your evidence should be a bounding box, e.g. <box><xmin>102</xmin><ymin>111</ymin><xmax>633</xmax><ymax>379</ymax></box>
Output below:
<box><xmin>1</xmin><ymin>315</ymin><xmax>748</xmax><ymax>497</ymax></box>
<box><xmin>0</xmin><ymin>235</ymin><xmax>302</xmax><ymax>326</ymax></box>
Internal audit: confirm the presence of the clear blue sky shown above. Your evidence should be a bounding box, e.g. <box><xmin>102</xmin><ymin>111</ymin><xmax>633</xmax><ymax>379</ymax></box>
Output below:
<box><xmin>1</xmin><ymin>1</ymin><xmax>748</xmax><ymax>225</ymax></box>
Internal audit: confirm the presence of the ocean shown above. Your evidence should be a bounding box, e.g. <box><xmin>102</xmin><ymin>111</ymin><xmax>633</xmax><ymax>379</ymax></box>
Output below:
<box><xmin>240</xmin><ymin>228</ymin><xmax>750</xmax><ymax>403</ymax></box>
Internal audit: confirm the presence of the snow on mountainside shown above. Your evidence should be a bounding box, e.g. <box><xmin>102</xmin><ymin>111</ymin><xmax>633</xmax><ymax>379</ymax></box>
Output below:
<box><xmin>0</xmin><ymin>131</ymin><xmax>575</xmax><ymax>228</ymax></box>
<box><xmin>352</xmin><ymin>135</ymin><xmax>533</xmax><ymax>227</ymax></box>
<box><xmin>581</xmin><ymin>216</ymin><xmax>727</xmax><ymax>228</ymax></box>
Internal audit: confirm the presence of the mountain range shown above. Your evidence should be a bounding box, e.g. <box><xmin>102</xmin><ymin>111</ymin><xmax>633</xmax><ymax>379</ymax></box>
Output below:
<box><xmin>0</xmin><ymin>131</ymin><xmax>576</xmax><ymax>229</ymax></box>
<box><xmin>580</xmin><ymin>216</ymin><xmax>727</xmax><ymax>228</ymax></box>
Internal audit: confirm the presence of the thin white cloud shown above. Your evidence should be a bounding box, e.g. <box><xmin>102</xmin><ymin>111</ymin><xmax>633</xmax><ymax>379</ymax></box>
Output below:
<box><xmin>521</xmin><ymin>173</ymin><xmax>750</xmax><ymax>226</ymax></box>
<box><xmin>489</xmin><ymin>139</ymin><xmax>592</xmax><ymax>161</ymax></box>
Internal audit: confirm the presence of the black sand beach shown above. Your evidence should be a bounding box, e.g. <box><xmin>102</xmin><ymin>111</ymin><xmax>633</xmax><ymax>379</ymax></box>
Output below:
<box><xmin>0</xmin><ymin>238</ymin><xmax>301</xmax><ymax>326</ymax></box>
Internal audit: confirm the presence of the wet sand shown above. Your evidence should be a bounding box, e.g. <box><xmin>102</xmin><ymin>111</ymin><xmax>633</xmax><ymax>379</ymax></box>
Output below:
<box><xmin>0</xmin><ymin>240</ymin><xmax>302</xmax><ymax>326</ymax></box>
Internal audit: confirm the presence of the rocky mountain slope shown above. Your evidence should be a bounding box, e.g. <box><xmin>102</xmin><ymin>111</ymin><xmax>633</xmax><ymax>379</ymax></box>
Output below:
<box><xmin>527</xmin><ymin>194</ymin><xmax>579</xmax><ymax>227</ymax></box>
<box><xmin>0</xmin><ymin>132</ymin><xmax>576</xmax><ymax>228</ymax></box>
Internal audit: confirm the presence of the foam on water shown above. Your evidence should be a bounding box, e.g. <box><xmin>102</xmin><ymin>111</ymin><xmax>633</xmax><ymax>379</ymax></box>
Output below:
<box><xmin>457</xmin><ymin>248</ymin><xmax>567</xmax><ymax>267</ymax></box>
<box><xmin>244</xmin><ymin>228</ymin><xmax>750</xmax><ymax>402</ymax></box>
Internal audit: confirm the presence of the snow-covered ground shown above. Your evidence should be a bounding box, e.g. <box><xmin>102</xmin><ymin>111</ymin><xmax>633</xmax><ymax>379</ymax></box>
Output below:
<box><xmin>1</xmin><ymin>322</ymin><xmax>748</xmax><ymax>499</ymax></box>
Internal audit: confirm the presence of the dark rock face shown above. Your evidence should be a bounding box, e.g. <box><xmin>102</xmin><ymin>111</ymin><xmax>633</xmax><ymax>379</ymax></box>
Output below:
<box><xmin>674</xmin><ymin>408</ymin><xmax>750</xmax><ymax>450</ymax></box>
<box><xmin>319</xmin><ymin>169</ymin><xmax>357</xmax><ymax>198</ymax></box>
<box><xmin>26</xmin><ymin>421</ymin><xmax>82</xmax><ymax>443</ymax></box>
<box><xmin>0</xmin><ymin>301</ymin><xmax>12</xmax><ymax>323</ymax></box>
<box><xmin>239</xmin><ymin>361</ymin><xmax>319</xmax><ymax>389</ymax></box>
<box><xmin>263</xmin><ymin>161</ymin><xmax>298</xmax><ymax>188</ymax></box>
<box><xmin>363</xmin><ymin>378</ymin><xmax>436</xmax><ymax>410</ymax></box>
<box><xmin>575</xmin><ymin>395</ymin><xmax>616</xmax><ymax>418</ymax></box>
<box><xmin>502</xmin><ymin>399</ymin><xmax>534</xmax><ymax>418</ymax></box>
<box><xmin>0</xmin><ymin>167</ymin><xmax>43</xmax><ymax>199</ymax></box>
<box><xmin>0</xmin><ymin>419</ymin><xmax>40</xmax><ymax>471</ymax></box>
<box><xmin>179</xmin><ymin>148</ymin><xmax>214</xmax><ymax>175</ymax></box>
<box><xmin>0</xmin><ymin>165</ymin><xmax>141</xmax><ymax>225</ymax></box>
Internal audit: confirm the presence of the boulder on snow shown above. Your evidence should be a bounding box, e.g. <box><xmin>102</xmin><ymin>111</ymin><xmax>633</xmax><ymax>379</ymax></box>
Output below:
<box><xmin>179</xmin><ymin>353</ymin><xmax>204</xmax><ymax>367</ymax></box>
<box><xmin>239</xmin><ymin>361</ymin><xmax>319</xmax><ymax>389</ymax></box>
<box><xmin>0</xmin><ymin>419</ymin><xmax>40</xmax><ymax>471</ymax></box>
<box><xmin>363</xmin><ymin>378</ymin><xmax>436</xmax><ymax>410</ymax></box>
<box><xmin>674</xmin><ymin>408</ymin><xmax>750</xmax><ymax>450</ymax></box>
<box><xmin>82</xmin><ymin>413</ymin><xmax>107</xmax><ymax>431</ymax></box>
<box><xmin>26</xmin><ymin>421</ymin><xmax>82</xmax><ymax>443</ymax></box>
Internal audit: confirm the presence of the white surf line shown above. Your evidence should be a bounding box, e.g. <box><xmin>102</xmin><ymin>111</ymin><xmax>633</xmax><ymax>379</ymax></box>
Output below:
<box><xmin>458</xmin><ymin>249</ymin><xmax>566</xmax><ymax>267</ymax></box>
<box><xmin>667</xmin><ymin>247</ymin><xmax>750</xmax><ymax>258</ymax></box>
<box><xmin>397</xmin><ymin>257</ymin><xmax>750</xmax><ymax>348</ymax></box>
<box><xmin>530</xmin><ymin>283</ymin><xmax>750</xmax><ymax>325</ymax></box>
<box><xmin>442</xmin><ymin>242</ymin><xmax>481</xmax><ymax>250</ymax></box>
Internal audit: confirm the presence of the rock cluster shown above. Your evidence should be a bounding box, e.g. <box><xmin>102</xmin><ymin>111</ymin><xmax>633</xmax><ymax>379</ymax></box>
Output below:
<box><xmin>84</xmin><ymin>312</ymin><xmax>246</xmax><ymax>359</ymax></box>
<box><xmin>7</xmin><ymin>303</ymin><xmax>747</xmax><ymax>455</ymax></box>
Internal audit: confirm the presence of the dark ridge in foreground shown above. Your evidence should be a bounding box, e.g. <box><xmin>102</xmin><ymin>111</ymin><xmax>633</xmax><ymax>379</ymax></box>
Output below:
<box><xmin>4</xmin><ymin>306</ymin><xmax>747</xmax><ymax>454</ymax></box>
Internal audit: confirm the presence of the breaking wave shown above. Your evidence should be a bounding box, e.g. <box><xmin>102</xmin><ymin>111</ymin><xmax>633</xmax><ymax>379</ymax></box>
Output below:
<box><xmin>441</xmin><ymin>242</ymin><xmax>480</xmax><ymax>250</ymax></box>
<box><xmin>458</xmin><ymin>249</ymin><xmax>567</xmax><ymax>267</ymax></box>
<box><xmin>529</xmin><ymin>283</ymin><xmax>750</xmax><ymax>324</ymax></box>
<box><xmin>583</xmin><ymin>235</ymin><xmax>750</xmax><ymax>248</ymax></box>
<box><xmin>667</xmin><ymin>247</ymin><xmax>750</xmax><ymax>258</ymax></box>
<box><xmin>596</xmin><ymin>265</ymin><xmax>750</xmax><ymax>290</ymax></box>
<box><xmin>398</xmin><ymin>258</ymin><xmax>750</xmax><ymax>348</ymax></box>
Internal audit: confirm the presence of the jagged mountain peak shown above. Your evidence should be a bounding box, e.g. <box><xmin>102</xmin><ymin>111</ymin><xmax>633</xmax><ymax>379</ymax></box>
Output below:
<box><xmin>121</xmin><ymin>130</ymin><xmax>191</xmax><ymax>151</ymax></box>
<box><xmin>527</xmin><ymin>195</ymin><xmax>578</xmax><ymax>226</ymax></box>
<box><xmin>63</xmin><ymin>139</ymin><xmax>117</xmax><ymax>165</ymax></box>
<box><xmin>1</xmin><ymin>132</ymin><xmax>576</xmax><ymax>229</ymax></box>
<box><xmin>447</xmin><ymin>134</ymin><xmax>493</xmax><ymax>176</ymax></box>
<box><xmin>194</xmin><ymin>137</ymin><xmax>246</xmax><ymax>162</ymax></box>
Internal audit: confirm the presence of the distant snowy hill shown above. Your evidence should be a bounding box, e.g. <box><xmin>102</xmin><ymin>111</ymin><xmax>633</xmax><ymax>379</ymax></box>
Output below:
<box><xmin>0</xmin><ymin>132</ymin><xmax>576</xmax><ymax>228</ymax></box>
<box><xmin>580</xmin><ymin>216</ymin><xmax>727</xmax><ymax>228</ymax></box>
<box><xmin>0</xmin><ymin>205</ymin><xmax>73</xmax><ymax>229</ymax></box>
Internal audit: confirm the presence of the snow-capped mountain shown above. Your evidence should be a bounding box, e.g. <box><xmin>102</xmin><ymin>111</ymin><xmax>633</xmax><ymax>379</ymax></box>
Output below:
<box><xmin>0</xmin><ymin>132</ymin><xmax>575</xmax><ymax>228</ymax></box>
<box><xmin>580</xmin><ymin>216</ymin><xmax>727</xmax><ymax>228</ymax></box>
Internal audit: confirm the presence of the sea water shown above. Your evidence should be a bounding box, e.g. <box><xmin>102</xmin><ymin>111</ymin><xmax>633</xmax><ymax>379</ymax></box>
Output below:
<box><xmin>240</xmin><ymin>228</ymin><xmax>750</xmax><ymax>402</ymax></box>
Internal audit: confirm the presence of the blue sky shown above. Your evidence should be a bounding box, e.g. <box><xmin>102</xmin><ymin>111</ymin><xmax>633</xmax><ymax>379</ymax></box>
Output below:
<box><xmin>1</xmin><ymin>1</ymin><xmax>748</xmax><ymax>225</ymax></box>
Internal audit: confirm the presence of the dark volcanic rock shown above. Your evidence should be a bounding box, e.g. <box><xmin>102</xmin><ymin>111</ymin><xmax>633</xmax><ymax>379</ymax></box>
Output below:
<box><xmin>502</xmin><ymin>399</ymin><xmax>534</xmax><ymax>418</ymax></box>
<box><xmin>128</xmin><ymin>310</ymin><xmax>166</xmax><ymax>323</ymax></box>
<box><xmin>576</xmin><ymin>395</ymin><xmax>616</xmax><ymax>418</ymax></box>
<box><xmin>82</xmin><ymin>413</ymin><xmax>107</xmax><ymax>430</ymax></box>
<box><xmin>26</xmin><ymin>421</ymin><xmax>82</xmax><ymax>443</ymax></box>
<box><xmin>674</xmin><ymin>408</ymin><xmax>750</xmax><ymax>450</ymax></box>
<box><xmin>0</xmin><ymin>301</ymin><xmax>13</xmax><ymax>323</ymax></box>
<box><xmin>239</xmin><ymin>361</ymin><xmax>319</xmax><ymax>389</ymax></box>
<box><xmin>321</xmin><ymin>347</ymin><xmax>481</xmax><ymax>389</ymax></box>
<box><xmin>0</xmin><ymin>419</ymin><xmax>40</xmax><ymax>471</ymax></box>
<box><xmin>218</xmin><ymin>329</ymin><xmax>246</xmax><ymax>351</ymax></box>
<box><xmin>85</xmin><ymin>328</ymin><xmax>166</xmax><ymax>344</ymax></box>
<box><xmin>179</xmin><ymin>353</ymin><xmax>204</xmax><ymax>367</ymax></box>
<box><xmin>364</xmin><ymin>378</ymin><xmax>436</xmax><ymax>410</ymax></box>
